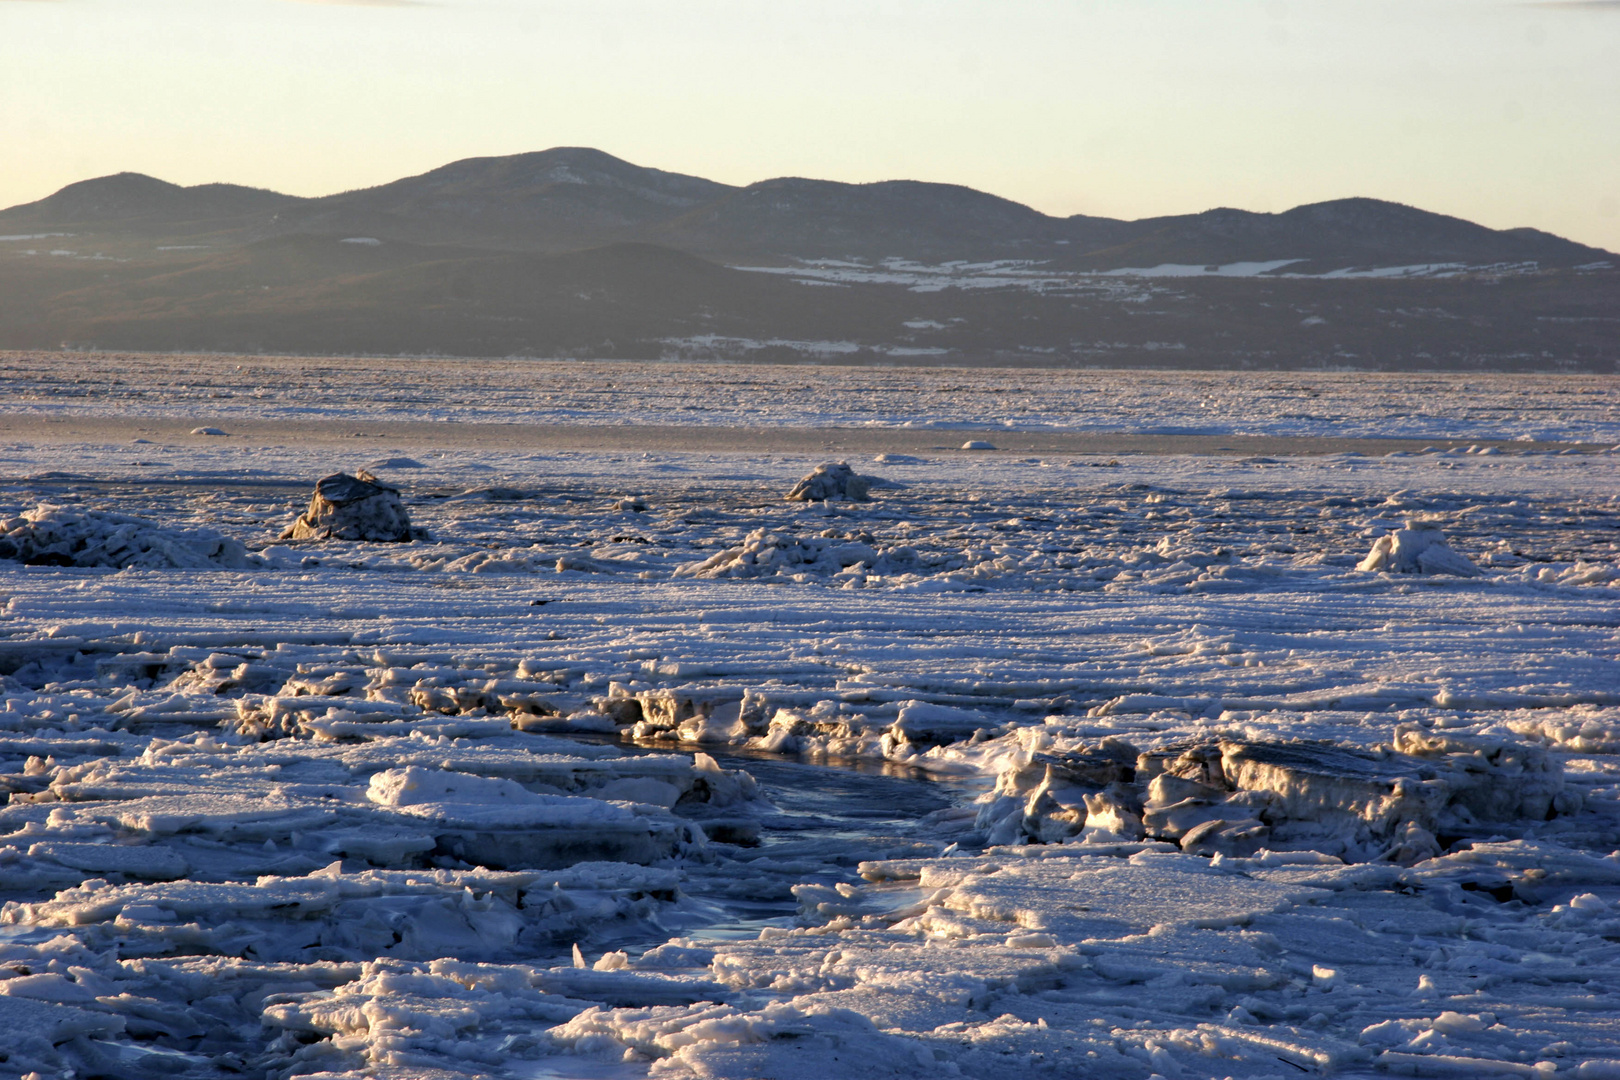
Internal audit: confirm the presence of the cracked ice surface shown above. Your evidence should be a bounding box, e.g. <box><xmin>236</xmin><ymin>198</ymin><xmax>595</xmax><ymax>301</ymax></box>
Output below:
<box><xmin>0</xmin><ymin>406</ymin><xmax>1617</xmax><ymax>1077</ymax></box>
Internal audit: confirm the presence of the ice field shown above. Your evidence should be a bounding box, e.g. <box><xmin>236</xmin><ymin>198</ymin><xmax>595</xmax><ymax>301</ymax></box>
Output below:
<box><xmin>0</xmin><ymin>356</ymin><xmax>1618</xmax><ymax>1079</ymax></box>
<box><xmin>1</xmin><ymin>353</ymin><xmax>1616</xmax><ymax>442</ymax></box>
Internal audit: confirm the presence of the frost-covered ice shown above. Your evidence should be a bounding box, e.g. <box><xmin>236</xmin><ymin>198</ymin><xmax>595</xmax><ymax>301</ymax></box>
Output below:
<box><xmin>0</xmin><ymin>366</ymin><xmax>1617</xmax><ymax>1077</ymax></box>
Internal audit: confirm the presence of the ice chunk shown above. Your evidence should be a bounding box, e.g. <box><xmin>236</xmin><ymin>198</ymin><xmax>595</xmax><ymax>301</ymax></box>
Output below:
<box><xmin>982</xmin><ymin>731</ymin><xmax>1573</xmax><ymax>861</ymax></box>
<box><xmin>889</xmin><ymin>701</ymin><xmax>991</xmax><ymax>747</ymax></box>
<box><xmin>26</xmin><ymin>841</ymin><xmax>188</xmax><ymax>880</ymax></box>
<box><xmin>366</xmin><ymin>766</ymin><xmax>632</xmax><ymax>827</ymax></box>
<box><xmin>595</xmin><ymin>777</ymin><xmax>682</xmax><ymax>808</ymax></box>
<box><xmin>0</xmin><ymin>995</ymin><xmax>125</xmax><ymax>1041</ymax></box>
<box><xmin>365</xmin><ymin>766</ymin><xmax>691</xmax><ymax>868</ymax></box>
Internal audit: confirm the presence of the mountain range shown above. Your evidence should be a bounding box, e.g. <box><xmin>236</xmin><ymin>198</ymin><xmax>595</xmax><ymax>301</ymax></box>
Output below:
<box><xmin>1</xmin><ymin>147</ymin><xmax>1615</xmax><ymax>369</ymax></box>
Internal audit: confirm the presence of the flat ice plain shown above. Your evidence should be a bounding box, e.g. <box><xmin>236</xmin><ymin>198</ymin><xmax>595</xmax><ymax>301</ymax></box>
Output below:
<box><xmin>0</xmin><ymin>354</ymin><xmax>1617</xmax><ymax>1080</ymax></box>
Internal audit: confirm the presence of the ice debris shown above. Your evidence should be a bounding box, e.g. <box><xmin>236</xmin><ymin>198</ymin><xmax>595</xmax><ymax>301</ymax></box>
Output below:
<box><xmin>0</xmin><ymin>505</ymin><xmax>258</xmax><ymax>569</ymax></box>
<box><xmin>785</xmin><ymin>461</ymin><xmax>876</xmax><ymax>502</ymax></box>
<box><xmin>1359</xmin><ymin>521</ymin><xmax>1480</xmax><ymax>576</ymax></box>
<box><xmin>973</xmin><ymin>727</ymin><xmax>1576</xmax><ymax>861</ymax></box>
<box><xmin>281</xmin><ymin>471</ymin><xmax>426</xmax><ymax>543</ymax></box>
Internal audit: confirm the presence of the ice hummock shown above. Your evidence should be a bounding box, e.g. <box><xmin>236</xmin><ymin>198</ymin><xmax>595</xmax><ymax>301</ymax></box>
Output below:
<box><xmin>785</xmin><ymin>461</ymin><xmax>878</xmax><ymax>502</ymax></box>
<box><xmin>674</xmin><ymin>528</ymin><xmax>887</xmax><ymax>580</ymax></box>
<box><xmin>281</xmin><ymin>471</ymin><xmax>427</xmax><ymax>542</ymax></box>
<box><xmin>0</xmin><ymin>505</ymin><xmax>259</xmax><ymax>569</ymax></box>
<box><xmin>1359</xmin><ymin>520</ymin><xmax>1481</xmax><ymax>575</ymax></box>
<box><xmin>962</xmin><ymin>726</ymin><xmax>1577</xmax><ymax>861</ymax></box>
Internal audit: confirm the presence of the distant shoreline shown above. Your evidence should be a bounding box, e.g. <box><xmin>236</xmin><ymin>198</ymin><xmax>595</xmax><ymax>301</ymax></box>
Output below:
<box><xmin>4</xmin><ymin>348</ymin><xmax>1616</xmax><ymax>376</ymax></box>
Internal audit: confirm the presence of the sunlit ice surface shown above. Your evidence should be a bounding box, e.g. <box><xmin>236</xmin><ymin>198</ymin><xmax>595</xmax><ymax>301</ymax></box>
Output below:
<box><xmin>0</xmin><ymin>358</ymin><xmax>1616</xmax><ymax>1078</ymax></box>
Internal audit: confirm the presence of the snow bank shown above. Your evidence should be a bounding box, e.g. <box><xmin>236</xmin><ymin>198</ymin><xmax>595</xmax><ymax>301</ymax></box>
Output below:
<box><xmin>0</xmin><ymin>505</ymin><xmax>259</xmax><ymax>569</ymax></box>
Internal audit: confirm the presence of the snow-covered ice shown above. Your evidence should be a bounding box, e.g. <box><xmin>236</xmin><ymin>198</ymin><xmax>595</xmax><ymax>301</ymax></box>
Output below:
<box><xmin>3</xmin><ymin>351</ymin><xmax>1617</xmax><ymax>442</ymax></box>
<box><xmin>0</xmin><ymin>361</ymin><xmax>1616</xmax><ymax>1077</ymax></box>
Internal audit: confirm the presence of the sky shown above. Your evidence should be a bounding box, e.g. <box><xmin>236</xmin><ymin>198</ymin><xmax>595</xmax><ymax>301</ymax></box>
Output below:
<box><xmin>3</xmin><ymin>0</ymin><xmax>1618</xmax><ymax>252</ymax></box>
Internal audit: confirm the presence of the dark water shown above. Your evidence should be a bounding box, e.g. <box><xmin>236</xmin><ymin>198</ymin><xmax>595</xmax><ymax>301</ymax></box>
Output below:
<box><xmin>558</xmin><ymin>736</ymin><xmax>978</xmax><ymax>948</ymax></box>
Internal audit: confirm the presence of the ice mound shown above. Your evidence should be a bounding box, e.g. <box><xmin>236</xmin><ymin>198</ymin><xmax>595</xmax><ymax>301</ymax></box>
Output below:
<box><xmin>785</xmin><ymin>461</ymin><xmax>877</xmax><ymax>502</ymax></box>
<box><xmin>281</xmin><ymin>471</ymin><xmax>427</xmax><ymax>542</ymax></box>
<box><xmin>674</xmin><ymin>528</ymin><xmax>890</xmax><ymax>580</ymax></box>
<box><xmin>0</xmin><ymin>505</ymin><xmax>258</xmax><ymax>569</ymax></box>
<box><xmin>978</xmin><ymin>729</ymin><xmax>1575</xmax><ymax>861</ymax></box>
<box><xmin>1359</xmin><ymin>521</ymin><xmax>1480</xmax><ymax>576</ymax></box>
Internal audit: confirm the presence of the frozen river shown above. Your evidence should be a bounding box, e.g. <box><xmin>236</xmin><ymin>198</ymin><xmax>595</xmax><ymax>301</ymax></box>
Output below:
<box><xmin>0</xmin><ymin>357</ymin><xmax>1617</xmax><ymax>1078</ymax></box>
<box><xmin>2</xmin><ymin>350</ymin><xmax>1618</xmax><ymax>443</ymax></box>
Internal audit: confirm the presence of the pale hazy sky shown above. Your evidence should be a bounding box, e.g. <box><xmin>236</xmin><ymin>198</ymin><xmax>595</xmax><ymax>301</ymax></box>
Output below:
<box><xmin>3</xmin><ymin>0</ymin><xmax>1618</xmax><ymax>251</ymax></box>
